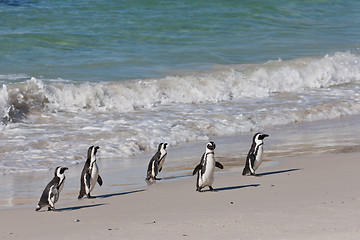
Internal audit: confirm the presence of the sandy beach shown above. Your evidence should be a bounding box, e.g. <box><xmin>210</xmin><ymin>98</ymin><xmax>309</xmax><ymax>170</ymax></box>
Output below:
<box><xmin>1</xmin><ymin>121</ymin><xmax>360</xmax><ymax>239</ymax></box>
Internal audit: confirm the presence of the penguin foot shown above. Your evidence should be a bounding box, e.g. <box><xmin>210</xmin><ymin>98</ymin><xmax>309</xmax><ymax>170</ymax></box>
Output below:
<box><xmin>154</xmin><ymin>177</ymin><xmax>161</xmax><ymax>181</ymax></box>
<box><xmin>87</xmin><ymin>195</ymin><xmax>96</xmax><ymax>199</ymax></box>
<box><xmin>196</xmin><ymin>187</ymin><xmax>204</xmax><ymax>192</ymax></box>
<box><xmin>209</xmin><ymin>186</ymin><xmax>216</xmax><ymax>192</ymax></box>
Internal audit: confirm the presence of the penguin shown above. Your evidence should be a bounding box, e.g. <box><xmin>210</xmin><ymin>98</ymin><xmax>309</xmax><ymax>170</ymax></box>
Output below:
<box><xmin>78</xmin><ymin>146</ymin><xmax>103</xmax><ymax>199</ymax></box>
<box><xmin>242</xmin><ymin>133</ymin><xmax>269</xmax><ymax>176</ymax></box>
<box><xmin>192</xmin><ymin>142</ymin><xmax>223</xmax><ymax>192</ymax></box>
<box><xmin>157</xmin><ymin>143</ymin><xmax>168</xmax><ymax>172</ymax></box>
<box><xmin>35</xmin><ymin>166</ymin><xmax>68</xmax><ymax>211</ymax></box>
<box><xmin>145</xmin><ymin>143</ymin><xmax>168</xmax><ymax>181</ymax></box>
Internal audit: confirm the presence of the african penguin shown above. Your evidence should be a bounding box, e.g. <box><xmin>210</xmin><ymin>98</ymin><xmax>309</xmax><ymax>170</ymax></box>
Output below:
<box><xmin>35</xmin><ymin>166</ymin><xmax>68</xmax><ymax>211</ymax></box>
<box><xmin>242</xmin><ymin>133</ymin><xmax>269</xmax><ymax>176</ymax></box>
<box><xmin>78</xmin><ymin>146</ymin><xmax>103</xmax><ymax>199</ymax></box>
<box><xmin>145</xmin><ymin>142</ymin><xmax>168</xmax><ymax>181</ymax></box>
<box><xmin>157</xmin><ymin>143</ymin><xmax>168</xmax><ymax>173</ymax></box>
<box><xmin>192</xmin><ymin>142</ymin><xmax>223</xmax><ymax>192</ymax></box>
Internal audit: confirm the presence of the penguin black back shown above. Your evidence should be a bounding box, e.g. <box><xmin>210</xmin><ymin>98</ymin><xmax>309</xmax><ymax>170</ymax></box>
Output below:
<box><xmin>36</xmin><ymin>166</ymin><xmax>68</xmax><ymax>211</ymax></box>
<box><xmin>78</xmin><ymin>146</ymin><xmax>102</xmax><ymax>199</ymax></box>
<box><xmin>243</xmin><ymin>133</ymin><xmax>269</xmax><ymax>176</ymax></box>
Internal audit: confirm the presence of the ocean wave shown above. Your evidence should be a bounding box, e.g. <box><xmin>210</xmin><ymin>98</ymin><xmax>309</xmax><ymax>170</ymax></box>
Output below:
<box><xmin>1</xmin><ymin>51</ymin><xmax>360</xmax><ymax>123</ymax></box>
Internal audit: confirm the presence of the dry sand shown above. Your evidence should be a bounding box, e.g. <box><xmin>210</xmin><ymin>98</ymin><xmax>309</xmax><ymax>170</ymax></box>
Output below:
<box><xmin>1</xmin><ymin>149</ymin><xmax>359</xmax><ymax>239</ymax></box>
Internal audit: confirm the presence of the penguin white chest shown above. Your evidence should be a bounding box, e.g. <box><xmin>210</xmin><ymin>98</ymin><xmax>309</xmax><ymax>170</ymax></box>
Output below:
<box><xmin>199</xmin><ymin>154</ymin><xmax>215</xmax><ymax>187</ymax></box>
<box><xmin>158</xmin><ymin>151</ymin><xmax>167</xmax><ymax>169</ymax></box>
<box><xmin>48</xmin><ymin>185</ymin><xmax>59</xmax><ymax>206</ymax></box>
<box><xmin>151</xmin><ymin>160</ymin><xmax>157</xmax><ymax>177</ymax></box>
<box><xmin>58</xmin><ymin>176</ymin><xmax>65</xmax><ymax>193</ymax></box>
<box><xmin>86</xmin><ymin>163</ymin><xmax>99</xmax><ymax>193</ymax></box>
<box><xmin>253</xmin><ymin>145</ymin><xmax>263</xmax><ymax>170</ymax></box>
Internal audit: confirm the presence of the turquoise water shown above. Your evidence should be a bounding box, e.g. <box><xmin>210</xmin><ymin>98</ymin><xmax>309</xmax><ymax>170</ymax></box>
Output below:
<box><xmin>1</xmin><ymin>0</ymin><xmax>360</xmax><ymax>81</ymax></box>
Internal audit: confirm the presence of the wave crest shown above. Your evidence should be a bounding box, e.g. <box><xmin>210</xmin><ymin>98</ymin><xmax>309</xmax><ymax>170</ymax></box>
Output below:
<box><xmin>1</xmin><ymin>52</ymin><xmax>360</xmax><ymax>123</ymax></box>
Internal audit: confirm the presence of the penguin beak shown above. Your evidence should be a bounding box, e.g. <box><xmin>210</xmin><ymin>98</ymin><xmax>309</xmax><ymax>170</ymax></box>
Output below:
<box><xmin>63</xmin><ymin>167</ymin><xmax>69</xmax><ymax>171</ymax></box>
<box><xmin>260</xmin><ymin>134</ymin><xmax>269</xmax><ymax>140</ymax></box>
<box><xmin>207</xmin><ymin>142</ymin><xmax>216</xmax><ymax>150</ymax></box>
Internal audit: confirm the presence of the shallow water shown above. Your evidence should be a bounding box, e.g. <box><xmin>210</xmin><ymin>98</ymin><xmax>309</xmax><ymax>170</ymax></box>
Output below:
<box><xmin>1</xmin><ymin>115</ymin><xmax>360</xmax><ymax>209</ymax></box>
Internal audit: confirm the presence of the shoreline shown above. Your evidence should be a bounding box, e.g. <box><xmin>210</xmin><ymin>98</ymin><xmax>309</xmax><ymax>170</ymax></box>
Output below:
<box><xmin>1</xmin><ymin>150</ymin><xmax>360</xmax><ymax>239</ymax></box>
<box><xmin>1</xmin><ymin>114</ymin><xmax>360</xmax><ymax>210</ymax></box>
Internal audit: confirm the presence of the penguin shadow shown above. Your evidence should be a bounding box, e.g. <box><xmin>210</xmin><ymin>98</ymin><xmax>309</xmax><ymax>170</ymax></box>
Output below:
<box><xmin>160</xmin><ymin>174</ymin><xmax>193</xmax><ymax>181</ymax></box>
<box><xmin>256</xmin><ymin>168</ymin><xmax>301</xmax><ymax>177</ymax></box>
<box><xmin>145</xmin><ymin>180</ymin><xmax>157</xmax><ymax>186</ymax></box>
<box><xmin>206</xmin><ymin>184</ymin><xmax>260</xmax><ymax>192</ymax></box>
<box><xmin>57</xmin><ymin>203</ymin><xmax>107</xmax><ymax>212</ymax></box>
<box><xmin>145</xmin><ymin>174</ymin><xmax>193</xmax><ymax>186</ymax></box>
<box><xmin>95</xmin><ymin>189</ymin><xmax>145</xmax><ymax>199</ymax></box>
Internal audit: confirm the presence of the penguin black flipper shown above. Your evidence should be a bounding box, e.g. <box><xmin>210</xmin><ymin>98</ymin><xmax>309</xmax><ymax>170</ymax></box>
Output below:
<box><xmin>215</xmin><ymin>161</ymin><xmax>224</xmax><ymax>169</ymax></box>
<box><xmin>192</xmin><ymin>164</ymin><xmax>202</xmax><ymax>175</ymax></box>
<box><xmin>85</xmin><ymin>172</ymin><xmax>91</xmax><ymax>189</ymax></box>
<box><xmin>97</xmin><ymin>175</ymin><xmax>103</xmax><ymax>186</ymax></box>
<box><xmin>50</xmin><ymin>186</ymin><xmax>59</xmax><ymax>207</ymax></box>
<box><xmin>193</xmin><ymin>153</ymin><xmax>206</xmax><ymax>175</ymax></box>
<box><xmin>36</xmin><ymin>178</ymin><xmax>56</xmax><ymax>211</ymax></box>
<box><xmin>249</xmin><ymin>152</ymin><xmax>256</xmax><ymax>169</ymax></box>
<box><xmin>243</xmin><ymin>152</ymin><xmax>256</xmax><ymax>175</ymax></box>
<box><xmin>249</xmin><ymin>153</ymin><xmax>256</xmax><ymax>175</ymax></box>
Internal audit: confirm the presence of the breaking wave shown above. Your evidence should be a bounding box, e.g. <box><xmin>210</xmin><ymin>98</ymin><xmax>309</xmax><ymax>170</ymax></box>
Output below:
<box><xmin>1</xmin><ymin>52</ymin><xmax>360</xmax><ymax>123</ymax></box>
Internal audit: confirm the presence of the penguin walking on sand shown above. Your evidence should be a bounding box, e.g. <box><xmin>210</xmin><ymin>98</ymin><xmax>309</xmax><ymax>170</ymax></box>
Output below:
<box><xmin>78</xmin><ymin>146</ymin><xmax>103</xmax><ymax>199</ymax></box>
<box><xmin>242</xmin><ymin>133</ymin><xmax>269</xmax><ymax>176</ymax></box>
<box><xmin>36</xmin><ymin>166</ymin><xmax>68</xmax><ymax>211</ymax></box>
<box><xmin>192</xmin><ymin>142</ymin><xmax>223</xmax><ymax>192</ymax></box>
<box><xmin>146</xmin><ymin>143</ymin><xmax>168</xmax><ymax>181</ymax></box>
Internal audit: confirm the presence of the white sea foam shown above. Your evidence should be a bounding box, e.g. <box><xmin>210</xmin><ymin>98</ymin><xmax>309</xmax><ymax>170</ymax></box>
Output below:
<box><xmin>0</xmin><ymin>52</ymin><xmax>360</xmax><ymax>174</ymax></box>
<box><xmin>1</xmin><ymin>52</ymin><xmax>360</xmax><ymax>118</ymax></box>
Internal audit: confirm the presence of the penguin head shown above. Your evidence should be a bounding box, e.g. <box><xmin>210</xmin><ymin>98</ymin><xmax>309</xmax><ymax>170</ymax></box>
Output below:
<box><xmin>254</xmin><ymin>133</ymin><xmax>269</xmax><ymax>144</ymax></box>
<box><xmin>158</xmin><ymin>143</ymin><xmax>167</xmax><ymax>151</ymax></box>
<box><xmin>206</xmin><ymin>141</ymin><xmax>216</xmax><ymax>151</ymax></box>
<box><xmin>87</xmin><ymin>145</ymin><xmax>100</xmax><ymax>162</ymax></box>
<box><xmin>55</xmin><ymin>166</ymin><xmax>68</xmax><ymax>177</ymax></box>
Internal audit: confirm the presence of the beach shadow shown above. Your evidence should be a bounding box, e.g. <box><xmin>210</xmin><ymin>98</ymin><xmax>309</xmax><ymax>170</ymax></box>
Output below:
<box><xmin>95</xmin><ymin>189</ymin><xmax>145</xmax><ymax>199</ymax></box>
<box><xmin>211</xmin><ymin>184</ymin><xmax>260</xmax><ymax>192</ymax></box>
<box><xmin>160</xmin><ymin>174</ymin><xmax>193</xmax><ymax>181</ymax></box>
<box><xmin>58</xmin><ymin>203</ymin><xmax>106</xmax><ymax>211</ymax></box>
<box><xmin>256</xmin><ymin>168</ymin><xmax>301</xmax><ymax>176</ymax></box>
<box><xmin>145</xmin><ymin>174</ymin><xmax>193</xmax><ymax>186</ymax></box>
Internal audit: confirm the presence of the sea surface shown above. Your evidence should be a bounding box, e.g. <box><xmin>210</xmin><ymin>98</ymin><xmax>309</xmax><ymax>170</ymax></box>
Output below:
<box><xmin>1</xmin><ymin>0</ymin><xmax>360</xmax><ymax>207</ymax></box>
